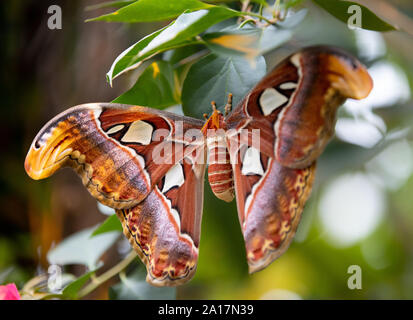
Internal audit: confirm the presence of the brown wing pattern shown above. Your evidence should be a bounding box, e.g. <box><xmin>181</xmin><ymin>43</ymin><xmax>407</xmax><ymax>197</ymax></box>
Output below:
<box><xmin>229</xmin><ymin>142</ymin><xmax>316</xmax><ymax>272</ymax></box>
<box><xmin>226</xmin><ymin>46</ymin><xmax>373</xmax><ymax>167</ymax></box>
<box><xmin>226</xmin><ymin>46</ymin><xmax>372</xmax><ymax>272</ymax></box>
<box><xmin>25</xmin><ymin>102</ymin><xmax>207</xmax><ymax>286</ymax></box>
<box><xmin>117</xmin><ymin>151</ymin><xmax>206</xmax><ymax>286</ymax></box>
<box><xmin>25</xmin><ymin>103</ymin><xmax>204</xmax><ymax>209</ymax></box>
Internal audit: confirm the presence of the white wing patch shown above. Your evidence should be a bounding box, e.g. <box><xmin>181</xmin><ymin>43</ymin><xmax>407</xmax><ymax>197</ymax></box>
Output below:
<box><xmin>162</xmin><ymin>163</ymin><xmax>185</xmax><ymax>193</ymax></box>
<box><xmin>242</xmin><ymin>147</ymin><xmax>264</xmax><ymax>176</ymax></box>
<box><xmin>259</xmin><ymin>88</ymin><xmax>288</xmax><ymax>116</ymax></box>
<box><xmin>279</xmin><ymin>82</ymin><xmax>297</xmax><ymax>90</ymax></box>
<box><xmin>106</xmin><ymin>124</ymin><xmax>125</xmax><ymax>135</ymax></box>
<box><xmin>121</xmin><ymin>120</ymin><xmax>153</xmax><ymax>145</ymax></box>
<box><xmin>243</xmin><ymin>157</ymin><xmax>272</xmax><ymax>229</ymax></box>
<box><xmin>290</xmin><ymin>53</ymin><xmax>302</xmax><ymax>78</ymax></box>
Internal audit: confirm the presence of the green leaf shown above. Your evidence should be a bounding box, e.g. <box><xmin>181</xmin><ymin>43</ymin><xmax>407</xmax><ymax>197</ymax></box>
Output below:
<box><xmin>277</xmin><ymin>7</ymin><xmax>308</xmax><ymax>28</ymax></box>
<box><xmin>164</xmin><ymin>44</ymin><xmax>206</xmax><ymax>66</ymax></box>
<box><xmin>85</xmin><ymin>0</ymin><xmax>136</xmax><ymax>11</ymax></box>
<box><xmin>202</xmin><ymin>26</ymin><xmax>287</xmax><ymax>59</ymax></box>
<box><xmin>203</xmin><ymin>28</ymin><xmax>268</xmax><ymax>59</ymax></box>
<box><xmin>182</xmin><ymin>54</ymin><xmax>266</xmax><ymax>119</ymax></box>
<box><xmin>107</xmin><ymin>27</ymin><xmax>166</xmax><ymax>85</ymax></box>
<box><xmin>91</xmin><ymin>214</ymin><xmax>122</xmax><ymax>237</ymax></box>
<box><xmin>107</xmin><ymin>8</ymin><xmax>238</xmax><ymax>84</ymax></box>
<box><xmin>62</xmin><ymin>270</ymin><xmax>96</xmax><ymax>300</ymax></box>
<box><xmin>109</xmin><ymin>269</ymin><xmax>176</xmax><ymax>300</ymax></box>
<box><xmin>164</xmin><ymin>45</ymin><xmax>207</xmax><ymax>96</ymax></box>
<box><xmin>284</xmin><ymin>0</ymin><xmax>305</xmax><ymax>9</ymax></box>
<box><xmin>87</xmin><ymin>0</ymin><xmax>212</xmax><ymax>23</ymax></box>
<box><xmin>249</xmin><ymin>0</ymin><xmax>268</xmax><ymax>5</ymax></box>
<box><xmin>313</xmin><ymin>0</ymin><xmax>397</xmax><ymax>32</ymax></box>
<box><xmin>202</xmin><ymin>9</ymin><xmax>306</xmax><ymax>59</ymax></box>
<box><xmin>113</xmin><ymin>61</ymin><xmax>180</xmax><ymax>108</ymax></box>
<box><xmin>47</xmin><ymin>227</ymin><xmax>119</xmax><ymax>270</ymax></box>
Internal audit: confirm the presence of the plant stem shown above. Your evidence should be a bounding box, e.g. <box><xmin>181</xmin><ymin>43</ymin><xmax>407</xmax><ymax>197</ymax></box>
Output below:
<box><xmin>239</xmin><ymin>11</ymin><xmax>277</xmax><ymax>25</ymax></box>
<box><xmin>77</xmin><ymin>251</ymin><xmax>137</xmax><ymax>299</ymax></box>
<box><xmin>273</xmin><ymin>0</ymin><xmax>281</xmax><ymax>18</ymax></box>
<box><xmin>238</xmin><ymin>18</ymin><xmax>256</xmax><ymax>28</ymax></box>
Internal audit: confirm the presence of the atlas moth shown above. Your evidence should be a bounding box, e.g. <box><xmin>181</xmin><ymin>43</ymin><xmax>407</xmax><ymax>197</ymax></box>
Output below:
<box><xmin>25</xmin><ymin>46</ymin><xmax>373</xmax><ymax>286</ymax></box>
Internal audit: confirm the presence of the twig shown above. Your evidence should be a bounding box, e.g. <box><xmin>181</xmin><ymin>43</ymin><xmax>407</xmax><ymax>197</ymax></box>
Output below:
<box><xmin>77</xmin><ymin>251</ymin><xmax>137</xmax><ymax>299</ymax></box>
<box><xmin>238</xmin><ymin>18</ymin><xmax>256</xmax><ymax>28</ymax></box>
<box><xmin>239</xmin><ymin>11</ymin><xmax>280</xmax><ymax>27</ymax></box>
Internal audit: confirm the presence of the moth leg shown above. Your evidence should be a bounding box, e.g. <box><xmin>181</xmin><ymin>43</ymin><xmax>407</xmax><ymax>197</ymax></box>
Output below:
<box><xmin>211</xmin><ymin>100</ymin><xmax>217</xmax><ymax>112</ymax></box>
<box><xmin>224</xmin><ymin>93</ymin><xmax>233</xmax><ymax>116</ymax></box>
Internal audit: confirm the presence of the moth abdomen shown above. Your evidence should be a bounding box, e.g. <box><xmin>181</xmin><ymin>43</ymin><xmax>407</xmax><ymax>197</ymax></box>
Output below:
<box><xmin>207</xmin><ymin>137</ymin><xmax>234</xmax><ymax>203</ymax></box>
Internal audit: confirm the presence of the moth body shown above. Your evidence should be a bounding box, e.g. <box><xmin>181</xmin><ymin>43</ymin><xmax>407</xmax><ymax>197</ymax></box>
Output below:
<box><xmin>206</xmin><ymin>132</ymin><xmax>234</xmax><ymax>202</ymax></box>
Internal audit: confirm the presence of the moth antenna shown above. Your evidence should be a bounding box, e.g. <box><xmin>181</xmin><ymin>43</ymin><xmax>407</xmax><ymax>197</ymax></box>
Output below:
<box><xmin>225</xmin><ymin>93</ymin><xmax>233</xmax><ymax>116</ymax></box>
<box><xmin>211</xmin><ymin>101</ymin><xmax>217</xmax><ymax>112</ymax></box>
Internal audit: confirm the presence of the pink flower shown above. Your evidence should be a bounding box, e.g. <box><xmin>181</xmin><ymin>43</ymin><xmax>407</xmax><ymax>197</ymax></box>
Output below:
<box><xmin>0</xmin><ymin>284</ymin><xmax>21</xmax><ymax>300</ymax></box>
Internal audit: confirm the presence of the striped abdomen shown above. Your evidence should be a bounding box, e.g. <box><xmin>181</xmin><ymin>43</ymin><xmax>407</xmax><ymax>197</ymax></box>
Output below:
<box><xmin>207</xmin><ymin>136</ymin><xmax>234</xmax><ymax>202</ymax></box>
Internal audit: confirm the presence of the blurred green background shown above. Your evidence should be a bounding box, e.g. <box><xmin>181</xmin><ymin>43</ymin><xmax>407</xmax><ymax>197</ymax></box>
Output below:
<box><xmin>1</xmin><ymin>0</ymin><xmax>413</xmax><ymax>299</ymax></box>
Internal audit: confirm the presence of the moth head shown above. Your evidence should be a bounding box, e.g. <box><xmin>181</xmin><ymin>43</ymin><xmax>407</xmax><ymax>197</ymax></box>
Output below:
<box><xmin>201</xmin><ymin>101</ymin><xmax>225</xmax><ymax>133</ymax></box>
